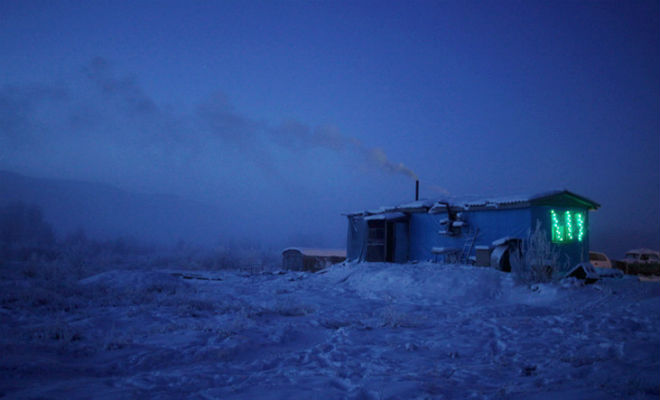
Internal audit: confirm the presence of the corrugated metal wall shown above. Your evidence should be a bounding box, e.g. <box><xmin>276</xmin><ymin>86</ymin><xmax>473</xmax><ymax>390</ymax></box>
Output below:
<box><xmin>346</xmin><ymin>216</ymin><xmax>367</xmax><ymax>261</ymax></box>
<box><xmin>348</xmin><ymin>203</ymin><xmax>592</xmax><ymax>269</ymax></box>
<box><xmin>408</xmin><ymin>208</ymin><xmax>531</xmax><ymax>262</ymax></box>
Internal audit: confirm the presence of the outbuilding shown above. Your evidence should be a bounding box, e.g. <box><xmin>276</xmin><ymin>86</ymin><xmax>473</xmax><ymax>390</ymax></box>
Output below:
<box><xmin>345</xmin><ymin>190</ymin><xmax>599</xmax><ymax>271</ymax></box>
<box><xmin>282</xmin><ymin>247</ymin><xmax>347</xmax><ymax>272</ymax></box>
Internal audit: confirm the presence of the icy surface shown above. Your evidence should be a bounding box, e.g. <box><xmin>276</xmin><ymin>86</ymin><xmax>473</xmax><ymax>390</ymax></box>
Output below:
<box><xmin>1</xmin><ymin>262</ymin><xmax>659</xmax><ymax>399</ymax></box>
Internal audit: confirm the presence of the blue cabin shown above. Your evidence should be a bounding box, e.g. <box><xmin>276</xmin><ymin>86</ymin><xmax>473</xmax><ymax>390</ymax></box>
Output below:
<box><xmin>345</xmin><ymin>190</ymin><xmax>600</xmax><ymax>271</ymax></box>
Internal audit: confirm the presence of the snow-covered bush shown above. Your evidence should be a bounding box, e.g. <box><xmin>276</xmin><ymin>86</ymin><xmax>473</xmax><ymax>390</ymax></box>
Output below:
<box><xmin>189</xmin><ymin>243</ymin><xmax>279</xmax><ymax>274</ymax></box>
<box><xmin>510</xmin><ymin>221</ymin><xmax>566</xmax><ymax>285</ymax></box>
<box><xmin>79</xmin><ymin>270</ymin><xmax>192</xmax><ymax>306</ymax></box>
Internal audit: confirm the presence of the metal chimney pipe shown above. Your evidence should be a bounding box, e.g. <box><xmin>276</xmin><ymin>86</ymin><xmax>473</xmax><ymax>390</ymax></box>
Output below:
<box><xmin>415</xmin><ymin>180</ymin><xmax>419</xmax><ymax>201</ymax></box>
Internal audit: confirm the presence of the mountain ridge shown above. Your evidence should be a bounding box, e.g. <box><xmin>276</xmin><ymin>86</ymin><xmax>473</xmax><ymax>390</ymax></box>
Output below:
<box><xmin>0</xmin><ymin>170</ymin><xmax>226</xmax><ymax>245</ymax></box>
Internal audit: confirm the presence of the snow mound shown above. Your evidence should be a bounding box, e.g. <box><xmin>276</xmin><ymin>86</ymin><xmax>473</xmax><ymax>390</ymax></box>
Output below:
<box><xmin>3</xmin><ymin>261</ymin><xmax>658</xmax><ymax>399</ymax></box>
<box><xmin>322</xmin><ymin>262</ymin><xmax>511</xmax><ymax>305</ymax></box>
<box><xmin>79</xmin><ymin>269</ymin><xmax>190</xmax><ymax>294</ymax></box>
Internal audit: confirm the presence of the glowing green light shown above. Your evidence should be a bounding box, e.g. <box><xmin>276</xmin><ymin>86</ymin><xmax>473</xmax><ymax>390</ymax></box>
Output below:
<box><xmin>551</xmin><ymin>209</ymin><xmax>563</xmax><ymax>242</ymax></box>
<box><xmin>576</xmin><ymin>213</ymin><xmax>585</xmax><ymax>242</ymax></box>
<box><xmin>549</xmin><ymin>210</ymin><xmax>585</xmax><ymax>243</ymax></box>
<box><xmin>565</xmin><ymin>211</ymin><xmax>574</xmax><ymax>240</ymax></box>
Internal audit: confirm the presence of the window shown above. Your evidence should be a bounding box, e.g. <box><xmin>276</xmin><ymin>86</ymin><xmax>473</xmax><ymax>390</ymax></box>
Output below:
<box><xmin>550</xmin><ymin>209</ymin><xmax>585</xmax><ymax>243</ymax></box>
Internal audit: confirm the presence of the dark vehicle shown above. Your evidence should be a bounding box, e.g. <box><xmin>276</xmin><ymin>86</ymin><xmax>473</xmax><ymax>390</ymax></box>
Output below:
<box><xmin>616</xmin><ymin>249</ymin><xmax>660</xmax><ymax>275</ymax></box>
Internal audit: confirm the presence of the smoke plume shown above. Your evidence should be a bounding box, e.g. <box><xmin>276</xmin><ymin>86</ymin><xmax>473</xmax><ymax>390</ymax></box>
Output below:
<box><xmin>0</xmin><ymin>58</ymin><xmax>418</xmax><ymax>189</ymax></box>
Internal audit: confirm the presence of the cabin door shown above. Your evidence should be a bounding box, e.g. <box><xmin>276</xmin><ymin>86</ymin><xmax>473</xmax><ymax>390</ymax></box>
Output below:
<box><xmin>366</xmin><ymin>220</ymin><xmax>386</xmax><ymax>262</ymax></box>
<box><xmin>366</xmin><ymin>218</ymin><xmax>409</xmax><ymax>263</ymax></box>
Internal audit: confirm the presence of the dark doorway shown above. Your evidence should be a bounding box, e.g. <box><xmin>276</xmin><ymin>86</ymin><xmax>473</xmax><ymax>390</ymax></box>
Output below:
<box><xmin>366</xmin><ymin>219</ymin><xmax>385</xmax><ymax>262</ymax></box>
<box><xmin>366</xmin><ymin>218</ymin><xmax>408</xmax><ymax>262</ymax></box>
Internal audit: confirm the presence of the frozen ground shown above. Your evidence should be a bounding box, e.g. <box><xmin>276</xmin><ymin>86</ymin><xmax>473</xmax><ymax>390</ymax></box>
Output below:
<box><xmin>1</xmin><ymin>262</ymin><xmax>658</xmax><ymax>399</ymax></box>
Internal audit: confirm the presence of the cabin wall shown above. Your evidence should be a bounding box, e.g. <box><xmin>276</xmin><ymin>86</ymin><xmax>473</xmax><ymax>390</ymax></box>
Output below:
<box><xmin>530</xmin><ymin>205</ymin><xmax>590</xmax><ymax>269</ymax></box>
<box><xmin>393</xmin><ymin>221</ymin><xmax>409</xmax><ymax>263</ymax></box>
<box><xmin>465</xmin><ymin>208</ymin><xmax>532</xmax><ymax>248</ymax></box>
<box><xmin>348</xmin><ymin>202</ymin><xmax>592</xmax><ymax>269</ymax></box>
<box><xmin>346</xmin><ymin>216</ymin><xmax>367</xmax><ymax>261</ymax></box>
<box><xmin>408</xmin><ymin>208</ymin><xmax>532</xmax><ymax>262</ymax></box>
<box><xmin>409</xmin><ymin>213</ymin><xmax>458</xmax><ymax>261</ymax></box>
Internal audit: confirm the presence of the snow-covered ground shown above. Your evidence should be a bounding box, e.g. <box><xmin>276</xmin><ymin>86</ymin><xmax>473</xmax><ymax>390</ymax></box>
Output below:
<box><xmin>1</xmin><ymin>262</ymin><xmax>658</xmax><ymax>399</ymax></box>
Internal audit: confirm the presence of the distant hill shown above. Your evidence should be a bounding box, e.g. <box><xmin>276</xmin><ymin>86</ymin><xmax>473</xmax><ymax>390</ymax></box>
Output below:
<box><xmin>0</xmin><ymin>170</ymin><xmax>226</xmax><ymax>245</ymax></box>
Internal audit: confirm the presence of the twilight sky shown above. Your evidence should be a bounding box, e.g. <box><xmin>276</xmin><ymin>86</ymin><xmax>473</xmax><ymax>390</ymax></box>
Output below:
<box><xmin>1</xmin><ymin>1</ymin><xmax>658</xmax><ymax>255</ymax></box>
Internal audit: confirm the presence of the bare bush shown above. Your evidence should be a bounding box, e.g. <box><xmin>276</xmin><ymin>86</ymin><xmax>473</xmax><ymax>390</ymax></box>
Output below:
<box><xmin>511</xmin><ymin>221</ymin><xmax>566</xmax><ymax>285</ymax></box>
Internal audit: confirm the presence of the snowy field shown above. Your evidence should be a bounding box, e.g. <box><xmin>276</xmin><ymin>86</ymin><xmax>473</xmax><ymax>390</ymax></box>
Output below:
<box><xmin>1</xmin><ymin>261</ymin><xmax>659</xmax><ymax>399</ymax></box>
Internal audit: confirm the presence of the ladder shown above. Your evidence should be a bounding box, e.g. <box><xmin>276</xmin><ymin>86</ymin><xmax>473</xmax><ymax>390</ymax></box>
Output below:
<box><xmin>460</xmin><ymin>227</ymin><xmax>479</xmax><ymax>264</ymax></box>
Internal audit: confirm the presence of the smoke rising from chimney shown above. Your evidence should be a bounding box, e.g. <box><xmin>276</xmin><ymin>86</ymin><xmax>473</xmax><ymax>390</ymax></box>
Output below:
<box><xmin>271</xmin><ymin>120</ymin><xmax>417</xmax><ymax>181</ymax></box>
<box><xmin>367</xmin><ymin>148</ymin><xmax>418</xmax><ymax>180</ymax></box>
<box><xmin>1</xmin><ymin>58</ymin><xmax>419</xmax><ymax>193</ymax></box>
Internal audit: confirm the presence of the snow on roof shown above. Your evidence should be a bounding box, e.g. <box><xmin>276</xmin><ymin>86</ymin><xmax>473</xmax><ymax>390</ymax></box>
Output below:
<box><xmin>282</xmin><ymin>247</ymin><xmax>347</xmax><ymax>258</ymax></box>
<box><xmin>345</xmin><ymin>190</ymin><xmax>600</xmax><ymax>217</ymax></box>
<box><xmin>395</xmin><ymin>199</ymin><xmax>435</xmax><ymax>212</ymax></box>
<box><xmin>364</xmin><ymin>212</ymin><xmax>408</xmax><ymax>221</ymax></box>
<box><xmin>366</xmin><ymin>205</ymin><xmax>399</xmax><ymax>215</ymax></box>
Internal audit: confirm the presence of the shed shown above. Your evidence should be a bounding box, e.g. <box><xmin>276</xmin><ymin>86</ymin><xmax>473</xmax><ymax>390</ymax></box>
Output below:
<box><xmin>282</xmin><ymin>247</ymin><xmax>347</xmax><ymax>272</ymax></box>
<box><xmin>345</xmin><ymin>190</ymin><xmax>599</xmax><ymax>272</ymax></box>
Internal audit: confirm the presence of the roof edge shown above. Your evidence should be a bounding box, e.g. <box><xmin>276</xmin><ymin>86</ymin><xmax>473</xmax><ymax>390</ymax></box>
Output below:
<box><xmin>530</xmin><ymin>190</ymin><xmax>600</xmax><ymax>210</ymax></box>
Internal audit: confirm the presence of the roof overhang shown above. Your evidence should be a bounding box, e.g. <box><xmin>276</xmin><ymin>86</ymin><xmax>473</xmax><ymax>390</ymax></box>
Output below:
<box><xmin>364</xmin><ymin>212</ymin><xmax>408</xmax><ymax>222</ymax></box>
<box><xmin>529</xmin><ymin>190</ymin><xmax>600</xmax><ymax>210</ymax></box>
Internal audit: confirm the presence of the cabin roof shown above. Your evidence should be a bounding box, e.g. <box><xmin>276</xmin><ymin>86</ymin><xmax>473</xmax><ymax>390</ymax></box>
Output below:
<box><xmin>344</xmin><ymin>189</ymin><xmax>600</xmax><ymax>217</ymax></box>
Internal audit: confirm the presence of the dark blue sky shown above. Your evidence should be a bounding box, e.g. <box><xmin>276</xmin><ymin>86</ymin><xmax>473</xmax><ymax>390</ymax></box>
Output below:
<box><xmin>1</xmin><ymin>1</ymin><xmax>658</xmax><ymax>255</ymax></box>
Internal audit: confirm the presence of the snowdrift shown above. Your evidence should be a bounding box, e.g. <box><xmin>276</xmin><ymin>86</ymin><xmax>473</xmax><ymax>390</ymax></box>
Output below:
<box><xmin>1</xmin><ymin>262</ymin><xmax>658</xmax><ymax>399</ymax></box>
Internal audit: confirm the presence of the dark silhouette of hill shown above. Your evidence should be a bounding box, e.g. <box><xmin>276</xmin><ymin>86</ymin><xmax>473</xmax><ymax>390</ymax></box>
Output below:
<box><xmin>0</xmin><ymin>170</ymin><xmax>225</xmax><ymax>245</ymax></box>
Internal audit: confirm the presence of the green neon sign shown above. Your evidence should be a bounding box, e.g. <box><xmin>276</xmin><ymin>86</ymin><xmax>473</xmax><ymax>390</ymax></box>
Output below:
<box><xmin>550</xmin><ymin>210</ymin><xmax>585</xmax><ymax>243</ymax></box>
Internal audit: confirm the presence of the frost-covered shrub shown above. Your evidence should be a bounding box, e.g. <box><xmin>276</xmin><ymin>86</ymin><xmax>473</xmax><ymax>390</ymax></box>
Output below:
<box><xmin>79</xmin><ymin>270</ymin><xmax>192</xmax><ymax>306</ymax></box>
<box><xmin>190</xmin><ymin>243</ymin><xmax>279</xmax><ymax>274</ymax></box>
<box><xmin>270</xmin><ymin>296</ymin><xmax>316</xmax><ymax>317</ymax></box>
<box><xmin>55</xmin><ymin>232</ymin><xmax>162</xmax><ymax>278</ymax></box>
<box><xmin>0</xmin><ymin>276</ymin><xmax>88</xmax><ymax>313</ymax></box>
<box><xmin>510</xmin><ymin>221</ymin><xmax>566</xmax><ymax>284</ymax></box>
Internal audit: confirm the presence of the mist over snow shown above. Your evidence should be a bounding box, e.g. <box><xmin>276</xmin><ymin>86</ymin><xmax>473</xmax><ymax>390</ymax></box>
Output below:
<box><xmin>0</xmin><ymin>55</ymin><xmax>657</xmax><ymax>253</ymax></box>
<box><xmin>0</xmin><ymin>58</ymin><xmax>421</xmax><ymax>248</ymax></box>
<box><xmin>1</xmin><ymin>1</ymin><xmax>659</xmax><ymax>255</ymax></box>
